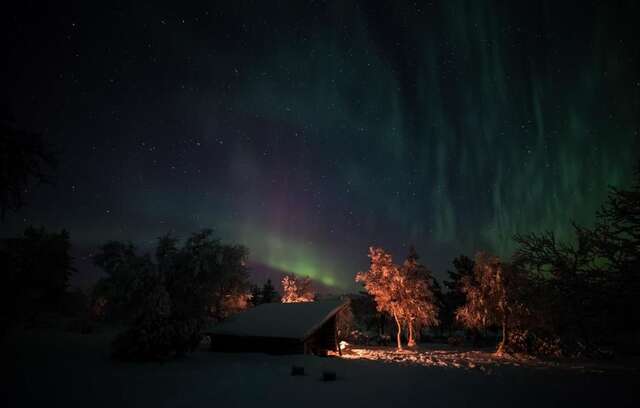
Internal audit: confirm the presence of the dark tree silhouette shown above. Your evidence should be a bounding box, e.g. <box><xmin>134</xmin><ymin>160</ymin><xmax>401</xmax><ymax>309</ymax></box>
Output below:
<box><xmin>444</xmin><ymin>255</ymin><xmax>475</xmax><ymax>293</ymax></box>
<box><xmin>589</xmin><ymin>161</ymin><xmax>640</xmax><ymax>346</ymax></box>
<box><xmin>91</xmin><ymin>241</ymin><xmax>150</xmax><ymax>321</ymax></box>
<box><xmin>111</xmin><ymin>269</ymin><xmax>174</xmax><ymax>360</ymax></box>
<box><xmin>513</xmin><ymin>227</ymin><xmax>601</xmax><ymax>345</ymax></box>
<box><xmin>249</xmin><ymin>284</ymin><xmax>261</xmax><ymax>306</ymax></box>
<box><xmin>248</xmin><ymin>278</ymin><xmax>279</xmax><ymax>306</ymax></box>
<box><xmin>96</xmin><ymin>229</ymin><xmax>251</xmax><ymax>360</ymax></box>
<box><xmin>261</xmin><ymin>279</ymin><xmax>278</xmax><ymax>303</ymax></box>
<box><xmin>430</xmin><ymin>276</ymin><xmax>445</xmax><ymax>337</ymax></box>
<box><xmin>509</xmin><ymin>162</ymin><xmax>640</xmax><ymax>355</ymax></box>
<box><xmin>441</xmin><ymin>255</ymin><xmax>475</xmax><ymax>335</ymax></box>
<box><xmin>0</xmin><ymin>227</ymin><xmax>74</xmax><ymax>326</ymax></box>
<box><xmin>0</xmin><ymin>117</ymin><xmax>56</xmax><ymax>219</ymax></box>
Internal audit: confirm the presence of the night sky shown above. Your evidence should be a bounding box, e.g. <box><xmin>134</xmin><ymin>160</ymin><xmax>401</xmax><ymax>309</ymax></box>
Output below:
<box><xmin>3</xmin><ymin>1</ymin><xmax>639</xmax><ymax>291</ymax></box>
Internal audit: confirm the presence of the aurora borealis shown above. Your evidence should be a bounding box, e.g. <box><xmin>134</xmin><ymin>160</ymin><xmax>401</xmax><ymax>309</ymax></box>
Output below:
<box><xmin>4</xmin><ymin>1</ymin><xmax>639</xmax><ymax>290</ymax></box>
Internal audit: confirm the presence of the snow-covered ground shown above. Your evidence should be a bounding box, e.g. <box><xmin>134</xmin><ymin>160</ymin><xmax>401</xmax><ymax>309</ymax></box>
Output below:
<box><xmin>3</xmin><ymin>327</ymin><xmax>639</xmax><ymax>408</ymax></box>
<box><xmin>338</xmin><ymin>344</ymin><xmax>631</xmax><ymax>374</ymax></box>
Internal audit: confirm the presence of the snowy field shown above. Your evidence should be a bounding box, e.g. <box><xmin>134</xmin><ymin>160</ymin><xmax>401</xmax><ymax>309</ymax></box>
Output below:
<box><xmin>3</xmin><ymin>327</ymin><xmax>639</xmax><ymax>408</ymax></box>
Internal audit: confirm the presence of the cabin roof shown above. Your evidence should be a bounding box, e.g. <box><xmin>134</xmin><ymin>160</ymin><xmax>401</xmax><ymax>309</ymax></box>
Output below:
<box><xmin>204</xmin><ymin>299</ymin><xmax>348</xmax><ymax>340</ymax></box>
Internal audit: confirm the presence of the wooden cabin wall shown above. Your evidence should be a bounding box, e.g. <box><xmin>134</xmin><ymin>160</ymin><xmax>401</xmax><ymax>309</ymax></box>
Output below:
<box><xmin>304</xmin><ymin>315</ymin><xmax>339</xmax><ymax>355</ymax></box>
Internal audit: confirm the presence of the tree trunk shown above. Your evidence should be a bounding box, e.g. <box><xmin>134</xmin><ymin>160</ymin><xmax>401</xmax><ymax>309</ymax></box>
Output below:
<box><xmin>497</xmin><ymin>315</ymin><xmax>507</xmax><ymax>355</ymax></box>
<box><xmin>407</xmin><ymin>321</ymin><xmax>416</xmax><ymax>347</ymax></box>
<box><xmin>393</xmin><ymin>311</ymin><xmax>403</xmax><ymax>350</ymax></box>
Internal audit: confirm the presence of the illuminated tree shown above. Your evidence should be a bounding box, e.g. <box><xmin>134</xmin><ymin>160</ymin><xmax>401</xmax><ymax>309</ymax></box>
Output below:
<box><xmin>456</xmin><ymin>252</ymin><xmax>527</xmax><ymax>354</ymax></box>
<box><xmin>356</xmin><ymin>247</ymin><xmax>407</xmax><ymax>350</ymax></box>
<box><xmin>281</xmin><ymin>275</ymin><xmax>296</xmax><ymax>303</ymax></box>
<box><xmin>221</xmin><ymin>291</ymin><xmax>251</xmax><ymax>316</ymax></box>
<box><xmin>281</xmin><ymin>274</ymin><xmax>315</xmax><ymax>303</ymax></box>
<box><xmin>400</xmin><ymin>247</ymin><xmax>439</xmax><ymax>346</ymax></box>
<box><xmin>356</xmin><ymin>247</ymin><xmax>440</xmax><ymax>349</ymax></box>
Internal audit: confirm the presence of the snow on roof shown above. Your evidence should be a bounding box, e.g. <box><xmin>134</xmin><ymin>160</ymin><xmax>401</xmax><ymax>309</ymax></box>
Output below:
<box><xmin>204</xmin><ymin>299</ymin><xmax>347</xmax><ymax>340</ymax></box>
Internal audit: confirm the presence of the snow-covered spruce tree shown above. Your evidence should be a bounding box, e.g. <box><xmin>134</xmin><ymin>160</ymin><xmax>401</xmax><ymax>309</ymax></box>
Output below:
<box><xmin>356</xmin><ymin>247</ymin><xmax>408</xmax><ymax>350</ymax></box>
<box><xmin>106</xmin><ymin>230</ymin><xmax>251</xmax><ymax>360</ymax></box>
<box><xmin>111</xmin><ymin>269</ymin><xmax>174</xmax><ymax>361</ymax></box>
<box><xmin>281</xmin><ymin>274</ymin><xmax>315</xmax><ymax>303</ymax></box>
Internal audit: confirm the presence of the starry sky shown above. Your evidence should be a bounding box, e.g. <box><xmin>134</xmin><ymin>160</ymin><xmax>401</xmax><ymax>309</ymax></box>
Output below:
<box><xmin>3</xmin><ymin>1</ymin><xmax>639</xmax><ymax>291</ymax></box>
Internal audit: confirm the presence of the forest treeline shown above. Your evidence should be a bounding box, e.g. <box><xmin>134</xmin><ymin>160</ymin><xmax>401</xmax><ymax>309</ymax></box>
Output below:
<box><xmin>1</xmin><ymin>120</ymin><xmax>638</xmax><ymax>359</ymax></box>
<box><xmin>2</xmin><ymin>163</ymin><xmax>637</xmax><ymax>359</ymax></box>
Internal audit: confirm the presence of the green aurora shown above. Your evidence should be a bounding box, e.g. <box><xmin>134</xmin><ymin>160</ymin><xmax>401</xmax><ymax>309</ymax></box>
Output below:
<box><xmin>4</xmin><ymin>1</ymin><xmax>638</xmax><ymax>290</ymax></box>
<box><xmin>222</xmin><ymin>1</ymin><xmax>638</xmax><ymax>286</ymax></box>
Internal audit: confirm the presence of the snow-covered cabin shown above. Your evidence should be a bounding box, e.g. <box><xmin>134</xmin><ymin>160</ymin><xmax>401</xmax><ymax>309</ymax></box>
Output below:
<box><xmin>204</xmin><ymin>299</ymin><xmax>348</xmax><ymax>355</ymax></box>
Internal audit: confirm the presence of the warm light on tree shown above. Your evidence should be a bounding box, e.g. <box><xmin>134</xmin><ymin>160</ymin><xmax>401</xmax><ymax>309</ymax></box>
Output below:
<box><xmin>456</xmin><ymin>252</ymin><xmax>526</xmax><ymax>354</ymax></box>
<box><xmin>356</xmin><ymin>247</ymin><xmax>439</xmax><ymax>350</ymax></box>
<box><xmin>400</xmin><ymin>247</ymin><xmax>439</xmax><ymax>346</ymax></box>
<box><xmin>356</xmin><ymin>247</ymin><xmax>405</xmax><ymax>349</ymax></box>
<box><xmin>281</xmin><ymin>274</ymin><xmax>315</xmax><ymax>303</ymax></box>
<box><xmin>221</xmin><ymin>292</ymin><xmax>252</xmax><ymax>316</ymax></box>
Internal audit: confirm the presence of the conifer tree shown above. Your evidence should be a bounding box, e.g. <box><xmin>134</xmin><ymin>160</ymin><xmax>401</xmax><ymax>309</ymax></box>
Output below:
<box><xmin>261</xmin><ymin>279</ymin><xmax>278</xmax><ymax>303</ymax></box>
